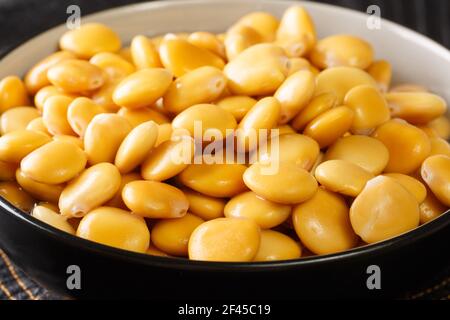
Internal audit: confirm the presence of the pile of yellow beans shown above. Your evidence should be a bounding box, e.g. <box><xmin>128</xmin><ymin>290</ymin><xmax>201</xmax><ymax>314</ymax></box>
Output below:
<box><xmin>0</xmin><ymin>6</ymin><xmax>449</xmax><ymax>262</ymax></box>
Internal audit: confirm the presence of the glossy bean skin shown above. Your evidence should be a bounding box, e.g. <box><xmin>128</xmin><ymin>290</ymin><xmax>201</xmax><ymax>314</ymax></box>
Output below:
<box><xmin>234</xmin><ymin>11</ymin><xmax>279</xmax><ymax>42</ymax></box>
<box><xmin>419</xmin><ymin>191</ymin><xmax>447</xmax><ymax>224</ymax></box>
<box><xmin>151</xmin><ymin>213</ymin><xmax>204</xmax><ymax>256</ymax></box>
<box><xmin>0</xmin><ymin>181</ymin><xmax>35</xmax><ymax>212</ymax></box>
<box><xmin>112</xmin><ymin>68</ymin><xmax>173</xmax><ymax>109</ymax></box>
<box><xmin>0</xmin><ymin>76</ymin><xmax>30</xmax><ymax>114</ymax></box>
<box><xmin>159</xmin><ymin>37</ymin><xmax>225</xmax><ymax>77</ymax></box>
<box><xmin>324</xmin><ymin>135</ymin><xmax>389</xmax><ymax>175</ymax></box>
<box><xmin>350</xmin><ymin>176</ymin><xmax>420</xmax><ymax>243</ymax></box>
<box><xmin>215</xmin><ymin>96</ymin><xmax>257</xmax><ymax>122</ymax></box>
<box><xmin>367</xmin><ymin>60</ymin><xmax>392</xmax><ymax>92</ymax></box>
<box><xmin>106</xmin><ymin>172</ymin><xmax>141</xmax><ymax>209</ymax></box>
<box><xmin>117</xmin><ymin>107</ymin><xmax>169</xmax><ymax>127</ymax></box>
<box><xmin>386</xmin><ymin>92</ymin><xmax>447</xmax><ymax>125</ymax></box>
<box><xmin>344</xmin><ymin>85</ymin><xmax>390</xmax><ymax>135</ymax></box>
<box><xmin>164</xmin><ymin>66</ymin><xmax>227</xmax><ymax>114</ymax></box>
<box><xmin>16</xmin><ymin>169</ymin><xmax>64</xmax><ymax>203</ymax></box>
<box><xmin>0</xmin><ymin>130</ymin><xmax>51</xmax><ymax>163</ymax></box>
<box><xmin>42</xmin><ymin>95</ymin><xmax>76</xmax><ymax>136</ymax></box>
<box><xmin>244</xmin><ymin>161</ymin><xmax>318</xmax><ymax>204</ymax></box>
<box><xmin>372</xmin><ymin>119</ymin><xmax>431</xmax><ymax>174</ymax></box>
<box><xmin>188</xmin><ymin>217</ymin><xmax>261</xmax><ymax>262</ymax></box>
<box><xmin>179</xmin><ymin>163</ymin><xmax>248</xmax><ymax>198</ymax></box>
<box><xmin>0</xmin><ymin>161</ymin><xmax>17</xmax><ymax>181</ymax></box>
<box><xmin>259</xmin><ymin>133</ymin><xmax>319</xmax><ymax>171</ymax></box>
<box><xmin>91</xmin><ymin>79</ymin><xmax>121</xmax><ymax>112</ymax></box>
<box><xmin>172</xmin><ymin>104</ymin><xmax>237</xmax><ymax>138</ymax></box>
<box><xmin>131</xmin><ymin>35</ymin><xmax>162</xmax><ymax>69</ymax></box>
<box><xmin>26</xmin><ymin>117</ymin><xmax>51</xmax><ymax>136</ymax></box>
<box><xmin>34</xmin><ymin>85</ymin><xmax>77</xmax><ymax>112</ymax></box>
<box><xmin>122</xmin><ymin>180</ymin><xmax>189</xmax><ymax>218</ymax></box>
<box><xmin>32</xmin><ymin>205</ymin><xmax>75</xmax><ymax>234</ymax></box>
<box><xmin>20</xmin><ymin>140</ymin><xmax>87</xmax><ymax>185</ymax></box>
<box><xmin>187</xmin><ymin>32</ymin><xmax>226</xmax><ymax>58</ymax></box>
<box><xmin>421</xmin><ymin>155</ymin><xmax>450</xmax><ymax>206</ymax></box>
<box><xmin>291</xmin><ymin>92</ymin><xmax>336</xmax><ymax>131</ymax></box>
<box><xmin>224</xmin><ymin>191</ymin><xmax>291</xmax><ymax>229</ymax></box>
<box><xmin>67</xmin><ymin>97</ymin><xmax>106</xmax><ymax>137</ymax></box>
<box><xmin>77</xmin><ymin>207</ymin><xmax>149</xmax><ymax>253</ymax></box>
<box><xmin>310</xmin><ymin>35</ymin><xmax>374</xmax><ymax>69</ymax></box>
<box><xmin>303</xmin><ymin>106</ymin><xmax>354</xmax><ymax>148</ymax></box>
<box><xmin>383</xmin><ymin>173</ymin><xmax>426</xmax><ymax>204</ymax></box>
<box><xmin>84</xmin><ymin>114</ymin><xmax>132</xmax><ymax>165</ymax></box>
<box><xmin>274</xmin><ymin>70</ymin><xmax>315</xmax><ymax>123</ymax></box>
<box><xmin>293</xmin><ymin>188</ymin><xmax>357</xmax><ymax>255</ymax></box>
<box><xmin>47</xmin><ymin>59</ymin><xmax>105</xmax><ymax>93</ymax></box>
<box><xmin>224</xmin><ymin>44</ymin><xmax>289</xmax><ymax>96</ymax></box>
<box><xmin>276</xmin><ymin>6</ymin><xmax>316</xmax><ymax>57</ymax></box>
<box><xmin>59</xmin><ymin>23</ymin><xmax>121</xmax><ymax>59</ymax></box>
<box><xmin>315</xmin><ymin>66</ymin><xmax>377</xmax><ymax>104</ymax></box>
<box><xmin>141</xmin><ymin>136</ymin><xmax>194</xmax><ymax>181</ymax></box>
<box><xmin>254</xmin><ymin>230</ymin><xmax>301</xmax><ymax>261</ymax></box>
<box><xmin>59</xmin><ymin>163</ymin><xmax>121</xmax><ymax>217</ymax></box>
<box><xmin>429</xmin><ymin>137</ymin><xmax>450</xmax><ymax>157</ymax></box>
<box><xmin>115</xmin><ymin>121</ymin><xmax>159</xmax><ymax>174</ymax></box>
<box><xmin>224</xmin><ymin>25</ymin><xmax>262</xmax><ymax>60</ymax></box>
<box><xmin>0</xmin><ymin>107</ymin><xmax>40</xmax><ymax>135</ymax></box>
<box><xmin>183</xmin><ymin>188</ymin><xmax>226</xmax><ymax>220</ymax></box>
<box><xmin>427</xmin><ymin>116</ymin><xmax>450</xmax><ymax>140</ymax></box>
<box><xmin>89</xmin><ymin>52</ymin><xmax>135</xmax><ymax>80</ymax></box>
<box><xmin>236</xmin><ymin>97</ymin><xmax>281</xmax><ymax>151</ymax></box>
<box><xmin>315</xmin><ymin>159</ymin><xmax>374</xmax><ymax>197</ymax></box>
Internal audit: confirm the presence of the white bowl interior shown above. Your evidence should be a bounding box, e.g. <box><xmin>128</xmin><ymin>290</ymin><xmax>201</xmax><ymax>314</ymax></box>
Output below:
<box><xmin>1</xmin><ymin>0</ymin><xmax>449</xmax><ymax>102</ymax></box>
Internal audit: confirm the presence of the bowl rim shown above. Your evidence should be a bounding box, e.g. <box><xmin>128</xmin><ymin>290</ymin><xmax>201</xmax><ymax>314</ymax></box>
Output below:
<box><xmin>0</xmin><ymin>0</ymin><xmax>449</xmax><ymax>271</ymax></box>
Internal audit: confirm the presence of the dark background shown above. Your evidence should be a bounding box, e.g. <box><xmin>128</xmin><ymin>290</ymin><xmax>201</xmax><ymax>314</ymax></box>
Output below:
<box><xmin>0</xmin><ymin>0</ymin><xmax>449</xmax><ymax>300</ymax></box>
<box><xmin>0</xmin><ymin>0</ymin><xmax>449</xmax><ymax>57</ymax></box>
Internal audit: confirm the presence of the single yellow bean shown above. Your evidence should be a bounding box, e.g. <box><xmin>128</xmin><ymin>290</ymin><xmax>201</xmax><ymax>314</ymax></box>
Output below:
<box><xmin>26</xmin><ymin>117</ymin><xmax>51</xmax><ymax>136</ymax></box>
<box><xmin>372</xmin><ymin>119</ymin><xmax>431</xmax><ymax>174</ymax></box>
<box><xmin>183</xmin><ymin>188</ymin><xmax>225</xmax><ymax>220</ymax></box>
<box><xmin>426</xmin><ymin>116</ymin><xmax>450</xmax><ymax>140</ymax></box>
<box><xmin>151</xmin><ymin>213</ymin><xmax>204</xmax><ymax>256</ymax></box>
<box><xmin>59</xmin><ymin>163</ymin><xmax>121</xmax><ymax>217</ymax></box>
<box><xmin>84</xmin><ymin>114</ymin><xmax>132</xmax><ymax>165</ymax></box>
<box><xmin>188</xmin><ymin>217</ymin><xmax>260</xmax><ymax>262</ymax></box>
<box><xmin>47</xmin><ymin>59</ymin><xmax>105</xmax><ymax>93</ymax></box>
<box><xmin>59</xmin><ymin>23</ymin><xmax>121</xmax><ymax>59</ymax></box>
<box><xmin>0</xmin><ymin>76</ymin><xmax>30</xmax><ymax>114</ymax></box>
<box><xmin>315</xmin><ymin>159</ymin><xmax>374</xmax><ymax>197</ymax></box>
<box><xmin>32</xmin><ymin>205</ymin><xmax>75</xmax><ymax>234</ymax></box>
<box><xmin>16</xmin><ymin>169</ymin><xmax>63</xmax><ymax>203</ymax></box>
<box><xmin>112</xmin><ymin>68</ymin><xmax>172</xmax><ymax>109</ymax></box>
<box><xmin>367</xmin><ymin>60</ymin><xmax>392</xmax><ymax>92</ymax></box>
<box><xmin>244</xmin><ymin>161</ymin><xmax>318</xmax><ymax>204</ymax></box>
<box><xmin>224</xmin><ymin>191</ymin><xmax>291</xmax><ymax>229</ymax></box>
<box><xmin>324</xmin><ymin>135</ymin><xmax>389</xmax><ymax>175</ymax></box>
<box><xmin>344</xmin><ymin>84</ymin><xmax>390</xmax><ymax>135</ymax></box>
<box><xmin>276</xmin><ymin>6</ymin><xmax>316</xmax><ymax>57</ymax></box>
<box><xmin>419</xmin><ymin>190</ymin><xmax>447</xmax><ymax>224</ymax></box>
<box><xmin>0</xmin><ymin>130</ymin><xmax>51</xmax><ymax>163</ymax></box>
<box><xmin>122</xmin><ymin>180</ymin><xmax>189</xmax><ymax>218</ymax></box>
<box><xmin>20</xmin><ymin>140</ymin><xmax>86</xmax><ymax>184</ymax></box>
<box><xmin>315</xmin><ymin>66</ymin><xmax>377</xmax><ymax>104</ymax></box>
<box><xmin>224</xmin><ymin>44</ymin><xmax>289</xmax><ymax>96</ymax></box>
<box><xmin>89</xmin><ymin>52</ymin><xmax>135</xmax><ymax>81</ymax></box>
<box><xmin>291</xmin><ymin>92</ymin><xmax>336</xmax><ymax>131</ymax></box>
<box><xmin>421</xmin><ymin>155</ymin><xmax>450</xmax><ymax>206</ymax></box>
<box><xmin>187</xmin><ymin>32</ymin><xmax>226</xmax><ymax>59</ymax></box>
<box><xmin>429</xmin><ymin>137</ymin><xmax>450</xmax><ymax>157</ymax></box>
<box><xmin>383</xmin><ymin>173</ymin><xmax>427</xmax><ymax>203</ymax></box>
<box><xmin>0</xmin><ymin>106</ymin><xmax>40</xmax><ymax>135</ymax></box>
<box><xmin>159</xmin><ymin>37</ymin><xmax>225</xmax><ymax>77</ymax></box>
<box><xmin>91</xmin><ymin>79</ymin><xmax>121</xmax><ymax>112</ymax></box>
<box><xmin>310</xmin><ymin>35</ymin><xmax>374</xmax><ymax>69</ymax></box>
<box><xmin>224</xmin><ymin>25</ymin><xmax>262</xmax><ymax>60</ymax></box>
<box><xmin>304</xmin><ymin>106</ymin><xmax>354</xmax><ymax>148</ymax></box>
<box><xmin>115</xmin><ymin>121</ymin><xmax>159</xmax><ymax>174</ymax></box>
<box><xmin>130</xmin><ymin>35</ymin><xmax>162</xmax><ymax>69</ymax></box>
<box><xmin>67</xmin><ymin>97</ymin><xmax>105</xmax><ymax>137</ymax></box>
<box><xmin>350</xmin><ymin>176</ymin><xmax>420</xmax><ymax>243</ymax></box>
<box><xmin>0</xmin><ymin>181</ymin><xmax>34</xmax><ymax>212</ymax></box>
<box><xmin>163</xmin><ymin>66</ymin><xmax>227</xmax><ymax>114</ymax></box>
<box><xmin>141</xmin><ymin>136</ymin><xmax>194</xmax><ymax>181</ymax></box>
<box><xmin>52</xmin><ymin>135</ymin><xmax>84</xmax><ymax>149</ymax></box>
<box><xmin>42</xmin><ymin>95</ymin><xmax>77</xmax><ymax>136</ymax></box>
<box><xmin>215</xmin><ymin>95</ymin><xmax>257</xmax><ymax>122</ymax></box>
<box><xmin>386</xmin><ymin>92</ymin><xmax>447</xmax><ymax>125</ymax></box>
<box><xmin>77</xmin><ymin>206</ymin><xmax>149</xmax><ymax>253</ymax></box>
<box><xmin>34</xmin><ymin>85</ymin><xmax>77</xmax><ymax>111</ymax></box>
<box><xmin>117</xmin><ymin>107</ymin><xmax>169</xmax><ymax>128</ymax></box>
<box><xmin>293</xmin><ymin>188</ymin><xmax>357</xmax><ymax>255</ymax></box>
<box><xmin>235</xmin><ymin>11</ymin><xmax>279</xmax><ymax>42</ymax></box>
<box><xmin>274</xmin><ymin>70</ymin><xmax>315</xmax><ymax>123</ymax></box>
<box><xmin>254</xmin><ymin>230</ymin><xmax>301</xmax><ymax>261</ymax></box>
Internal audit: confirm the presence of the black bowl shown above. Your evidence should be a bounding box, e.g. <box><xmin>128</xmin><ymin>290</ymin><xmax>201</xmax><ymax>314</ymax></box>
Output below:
<box><xmin>0</xmin><ymin>197</ymin><xmax>449</xmax><ymax>299</ymax></box>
